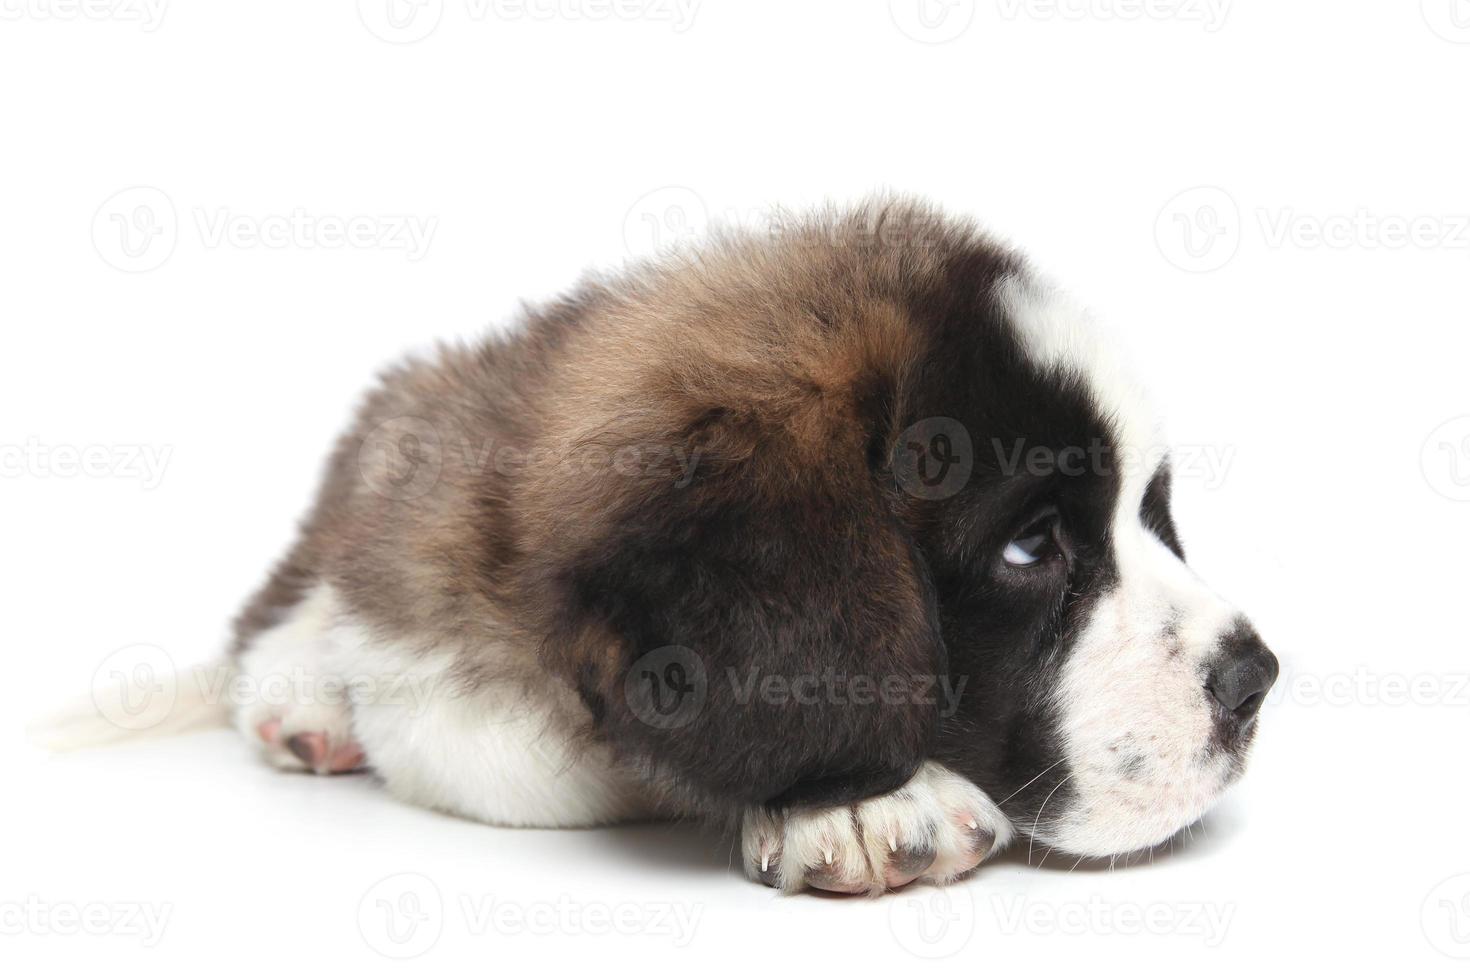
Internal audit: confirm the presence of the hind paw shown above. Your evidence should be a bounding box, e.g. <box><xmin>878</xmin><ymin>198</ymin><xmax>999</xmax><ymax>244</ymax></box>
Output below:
<box><xmin>251</xmin><ymin>716</ymin><xmax>365</xmax><ymax>774</ymax></box>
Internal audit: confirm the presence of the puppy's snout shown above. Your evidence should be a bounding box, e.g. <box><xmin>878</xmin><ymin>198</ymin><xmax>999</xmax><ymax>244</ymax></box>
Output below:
<box><xmin>1204</xmin><ymin>623</ymin><xmax>1279</xmax><ymax>723</ymax></box>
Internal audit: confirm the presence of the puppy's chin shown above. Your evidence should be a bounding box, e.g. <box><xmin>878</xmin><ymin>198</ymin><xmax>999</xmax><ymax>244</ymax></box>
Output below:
<box><xmin>1036</xmin><ymin>749</ymin><xmax>1244</xmax><ymax>859</ymax></box>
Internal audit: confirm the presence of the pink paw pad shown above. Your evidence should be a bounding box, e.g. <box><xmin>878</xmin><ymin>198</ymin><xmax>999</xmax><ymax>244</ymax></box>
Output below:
<box><xmin>256</xmin><ymin>719</ymin><xmax>366</xmax><ymax>775</ymax></box>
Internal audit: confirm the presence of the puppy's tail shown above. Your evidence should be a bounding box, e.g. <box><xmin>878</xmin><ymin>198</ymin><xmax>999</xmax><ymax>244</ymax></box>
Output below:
<box><xmin>27</xmin><ymin>656</ymin><xmax>234</xmax><ymax>752</ymax></box>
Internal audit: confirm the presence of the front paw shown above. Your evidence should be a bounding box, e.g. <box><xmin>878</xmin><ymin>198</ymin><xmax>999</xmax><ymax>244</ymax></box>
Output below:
<box><xmin>742</xmin><ymin>762</ymin><xmax>1012</xmax><ymax>895</ymax></box>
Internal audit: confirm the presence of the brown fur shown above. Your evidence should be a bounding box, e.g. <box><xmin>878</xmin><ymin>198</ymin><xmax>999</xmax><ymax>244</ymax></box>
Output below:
<box><xmin>232</xmin><ymin>197</ymin><xmax>1023</xmax><ymax>811</ymax></box>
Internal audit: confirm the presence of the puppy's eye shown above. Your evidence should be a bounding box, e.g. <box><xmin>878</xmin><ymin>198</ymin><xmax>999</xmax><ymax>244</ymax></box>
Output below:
<box><xmin>1003</xmin><ymin>515</ymin><xmax>1060</xmax><ymax>567</ymax></box>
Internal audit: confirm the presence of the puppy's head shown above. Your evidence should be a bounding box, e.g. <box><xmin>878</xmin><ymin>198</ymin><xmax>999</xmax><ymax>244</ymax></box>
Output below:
<box><xmin>910</xmin><ymin>272</ymin><xmax>1278</xmax><ymax>859</ymax></box>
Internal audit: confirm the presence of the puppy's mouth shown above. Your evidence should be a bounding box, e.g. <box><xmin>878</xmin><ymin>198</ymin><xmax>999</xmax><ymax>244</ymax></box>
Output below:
<box><xmin>1028</xmin><ymin>688</ymin><xmax>1273</xmax><ymax>860</ymax></box>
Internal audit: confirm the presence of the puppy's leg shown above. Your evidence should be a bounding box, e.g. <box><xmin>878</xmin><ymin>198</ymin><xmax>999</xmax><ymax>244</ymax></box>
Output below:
<box><xmin>743</xmin><ymin>761</ymin><xmax>1013</xmax><ymax>895</ymax></box>
<box><xmin>338</xmin><ymin>614</ymin><xmax>659</xmax><ymax>828</ymax></box>
<box><xmin>232</xmin><ymin>582</ymin><xmax>365</xmax><ymax>775</ymax></box>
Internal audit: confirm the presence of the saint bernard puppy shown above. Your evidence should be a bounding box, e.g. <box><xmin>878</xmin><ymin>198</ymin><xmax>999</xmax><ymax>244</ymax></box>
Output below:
<box><xmin>228</xmin><ymin>198</ymin><xmax>1278</xmax><ymax>894</ymax></box>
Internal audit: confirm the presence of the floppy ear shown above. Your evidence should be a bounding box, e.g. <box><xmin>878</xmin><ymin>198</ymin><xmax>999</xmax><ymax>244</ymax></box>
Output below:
<box><xmin>532</xmin><ymin>412</ymin><xmax>947</xmax><ymax>812</ymax></box>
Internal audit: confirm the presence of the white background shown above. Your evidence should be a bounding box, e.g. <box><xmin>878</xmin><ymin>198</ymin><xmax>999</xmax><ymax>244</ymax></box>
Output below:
<box><xmin>3</xmin><ymin>1</ymin><xmax>1469</xmax><ymax>975</ymax></box>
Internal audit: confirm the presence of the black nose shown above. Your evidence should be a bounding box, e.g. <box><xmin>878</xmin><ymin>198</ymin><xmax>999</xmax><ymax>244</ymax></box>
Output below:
<box><xmin>1205</xmin><ymin>623</ymin><xmax>1279</xmax><ymax>722</ymax></box>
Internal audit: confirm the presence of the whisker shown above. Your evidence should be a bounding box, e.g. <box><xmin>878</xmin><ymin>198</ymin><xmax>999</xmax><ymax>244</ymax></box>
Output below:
<box><xmin>1026</xmin><ymin>772</ymin><xmax>1073</xmax><ymax>866</ymax></box>
<box><xmin>998</xmin><ymin>758</ymin><xmax>1063</xmax><ymax>807</ymax></box>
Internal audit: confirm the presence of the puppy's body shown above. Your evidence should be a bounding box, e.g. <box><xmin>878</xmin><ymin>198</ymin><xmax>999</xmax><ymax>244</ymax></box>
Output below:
<box><xmin>231</xmin><ymin>200</ymin><xmax>1277</xmax><ymax>892</ymax></box>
